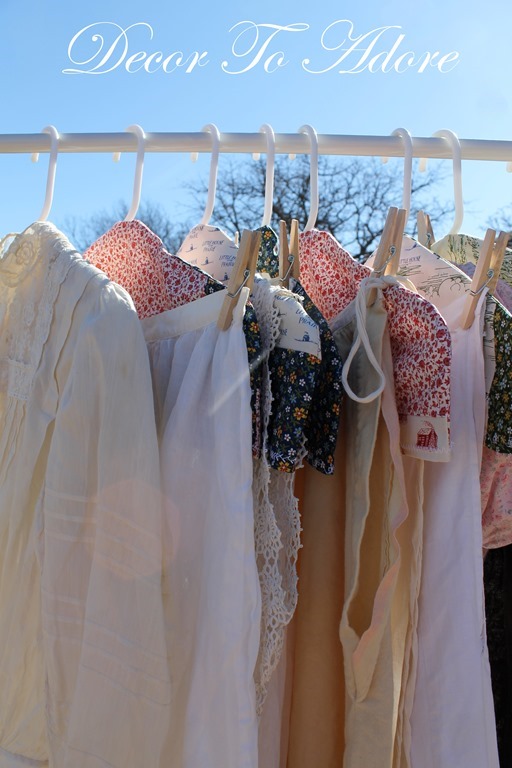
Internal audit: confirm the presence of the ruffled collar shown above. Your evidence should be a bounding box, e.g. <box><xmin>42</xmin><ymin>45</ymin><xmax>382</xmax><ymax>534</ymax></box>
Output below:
<box><xmin>0</xmin><ymin>221</ymin><xmax>78</xmax><ymax>288</ymax></box>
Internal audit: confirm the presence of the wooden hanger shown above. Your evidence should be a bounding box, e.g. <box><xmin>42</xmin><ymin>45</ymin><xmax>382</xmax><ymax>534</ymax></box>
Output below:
<box><xmin>460</xmin><ymin>228</ymin><xmax>496</xmax><ymax>330</ymax></box>
<box><xmin>417</xmin><ymin>210</ymin><xmax>434</xmax><ymax>250</ymax></box>
<box><xmin>279</xmin><ymin>219</ymin><xmax>300</xmax><ymax>287</ymax></box>
<box><xmin>217</xmin><ymin>229</ymin><xmax>259</xmax><ymax>330</ymax></box>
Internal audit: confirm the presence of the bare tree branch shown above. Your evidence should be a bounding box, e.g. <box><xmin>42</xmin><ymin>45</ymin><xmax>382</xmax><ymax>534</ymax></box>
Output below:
<box><xmin>185</xmin><ymin>155</ymin><xmax>453</xmax><ymax>260</ymax></box>
<box><xmin>62</xmin><ymin>200</ymin><xmax>191</xmax><ymax>254</ymax></box>
<box><xmin>64</xmin><ymin>157</ymin><xmax>454</xmax><ymax>263</ymax></box>
<box><xmin>487</xmin><ymin>206</ymin><xmax>512</xmax><ymax>248</ymax></box>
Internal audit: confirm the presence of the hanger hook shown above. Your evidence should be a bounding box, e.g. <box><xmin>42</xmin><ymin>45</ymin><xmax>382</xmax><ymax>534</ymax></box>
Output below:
<box><xmin>38</xmin><ymin>125</ymin><xmax>59</xmax><ymax>221</ymax></box>
<box><xmin>201</xmin><ymin>123</ymin><xmax>221</xmax><ymax>225</ymax></box>
<box><xmin>298</xmin><ymin>124</ymin><xmax>319</xmax><ymax>231</ymax></box>
<box><xmin>433</xmin><ymin>129</ymin><xmax>463</xmax><ymax>234</ymax></box>
<box><xmin>259</xmin><ymin>123</ymin><xmax>276</xmax><ymax>228</ymax></box>
<box><xmin>391</xmin><ymin>128</ymin><xmax>413</xmax><ymax>221</ymax></box>
<box><xmin>124</xmin><ymin>124</ymin><xmax>146</xmax><ymax>221</ymax></box>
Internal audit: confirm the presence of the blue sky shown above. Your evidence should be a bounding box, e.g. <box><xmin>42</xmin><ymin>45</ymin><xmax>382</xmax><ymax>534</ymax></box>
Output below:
<box><xmin>2</xmin><ymin>0</ymin><xmax>512</xmax><ymax>241</ymax></box>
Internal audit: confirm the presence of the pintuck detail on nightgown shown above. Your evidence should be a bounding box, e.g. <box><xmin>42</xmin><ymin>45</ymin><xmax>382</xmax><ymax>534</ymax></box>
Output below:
<box><xmin>0</xmin><ymin>221</ymin><xmax>171</xmax><ymax>768</ymax></box>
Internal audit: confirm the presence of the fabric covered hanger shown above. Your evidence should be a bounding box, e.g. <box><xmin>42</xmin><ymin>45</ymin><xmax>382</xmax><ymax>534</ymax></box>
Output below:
<box><xmin>299</xmin><ymin>217</ymin><xmax>453</xmax><ymax>460</ymax></box>
<box><xmin>85</xmin><ymin>124</ymin><xmax>228</xmax><ymax>320</ymax></box>
<box><xmin>176</xmin><ymin>124</ymin><xmax>238</xmax><ymax>283</ymax></box>
<box><xmin>254</xmin><ymin>124</ymin><xmax>282</xmax><ymax>278</ymax></box>
<box><xmin>84</xmin><ymin>132</ymin><xmax>264</xmax><ymax>464</ymax></box>
<box><xmin>365</xmin><ymin>220</ymin><xmax>503</xmax><ymax>435</ymax></box>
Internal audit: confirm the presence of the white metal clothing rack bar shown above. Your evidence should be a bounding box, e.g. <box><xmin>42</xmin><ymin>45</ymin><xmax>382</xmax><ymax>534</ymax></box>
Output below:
<box><xmin>1</xmin><ymin>132</ymin><xmax>512</xmax><ymax>161</ymax></box>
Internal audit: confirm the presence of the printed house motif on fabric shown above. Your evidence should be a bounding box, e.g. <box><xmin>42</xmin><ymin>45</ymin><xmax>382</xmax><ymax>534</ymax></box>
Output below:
<box><xmin>299</xmin><ymin>229</ymin><xmax>452</xmax><ymax>461</ymax></box>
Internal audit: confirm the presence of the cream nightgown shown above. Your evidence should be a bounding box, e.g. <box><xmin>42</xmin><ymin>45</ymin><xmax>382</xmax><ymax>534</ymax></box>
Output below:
<box><xmin>142</xmin><ymin>288</ymin><xmax>261</xmax><ymax>768</ymax></box>
<box><xmin>0</xmin><ymin>222</ymin><xmax>171</xmax><ymax>767</ymax></box>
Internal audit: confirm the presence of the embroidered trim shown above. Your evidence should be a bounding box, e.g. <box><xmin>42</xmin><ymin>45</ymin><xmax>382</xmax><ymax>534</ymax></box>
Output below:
<box><xmin>251</xmin><ymin>278</ymin><xmax>302</xmax><ymax>715</ymax></box>
<box><xmin>0</xmin><ymin>223</ymin><xmax>78</xmax><ymax>402</ymax></box>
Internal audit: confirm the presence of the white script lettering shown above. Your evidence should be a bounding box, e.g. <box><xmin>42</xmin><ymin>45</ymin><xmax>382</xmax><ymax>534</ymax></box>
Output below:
<box><xmin>63</xmin><ymin>22</ymin><xmax>209</xmax><ymax>75</ymax></box>
<box><xmin>221</xmin><ymin>21</ymin><xmax>309</xmax><ymax>74</ymax></box>
<box><xmin>302</xmin><ymin>19</ymin><xmax>460</xmax><ymax>75</ymax></box>
<box><xmin>62</xmin><ymin>19</ymin><xmax>460</xmax><ymax>77</ymax></box>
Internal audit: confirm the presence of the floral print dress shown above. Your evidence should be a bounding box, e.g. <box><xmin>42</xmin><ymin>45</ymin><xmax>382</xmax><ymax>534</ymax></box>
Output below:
<box><xmin>299</xmin><ymin>229</ymin><xmax>452</xmax><ymax>463</ymax></box>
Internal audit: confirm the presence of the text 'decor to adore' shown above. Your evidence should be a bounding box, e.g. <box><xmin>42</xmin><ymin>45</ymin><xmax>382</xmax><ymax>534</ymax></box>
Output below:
<box><xmin>62</xmin><ymin>20</ymin><xmax>461</xmax><ymax>76</ymax></box>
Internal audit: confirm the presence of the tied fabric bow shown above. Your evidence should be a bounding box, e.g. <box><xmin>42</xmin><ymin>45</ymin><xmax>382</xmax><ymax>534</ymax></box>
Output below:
<box><xmin>341</xmin><ymin>274</ymin><xmax>416</xmax><ymax>403</ymax></box>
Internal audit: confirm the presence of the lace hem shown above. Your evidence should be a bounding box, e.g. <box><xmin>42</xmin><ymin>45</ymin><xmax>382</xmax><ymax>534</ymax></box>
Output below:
<box><xmin>251</xmin><ymin>277</ymin><xmax>302</xmax><ymax>714</ymax></box>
